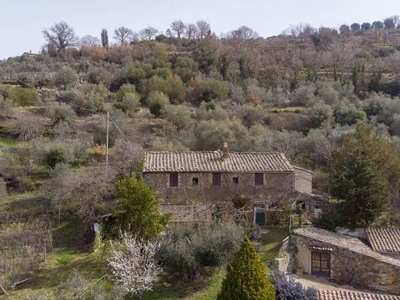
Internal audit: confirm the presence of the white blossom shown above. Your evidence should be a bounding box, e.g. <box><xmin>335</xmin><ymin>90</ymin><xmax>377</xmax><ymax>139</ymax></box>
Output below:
<box><xmin>108</xmin><ymin>233</ymin><xmax>161</xmax><ymax>298</ymax></box>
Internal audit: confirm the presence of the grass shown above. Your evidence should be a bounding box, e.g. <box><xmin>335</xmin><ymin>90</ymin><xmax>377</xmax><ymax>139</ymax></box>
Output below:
<box><xmin>2</xmin><ymin>227</ymin><xmax>288</xmax><ymax>300</ymax></box>
<box><xmin>142</xmin><ymin>268</ymin><xmax>226</xmax><ymax>300</ymax></box>
<box><xmin>142</xmin><ymin>228</ymin><xmax>288</xmax><ymax>300</ymax></box>
<box><xmin>259</xmin><ymin>228</ymin><xmax>289</xmax><ymax>270</ymax></box>
<box><xmin>5</xmin><ymin>248</ymin><xmax>110</xmax><ymax>299</ymax></box>
<box><xmin>4</xmin><ymin>219</ymin><xmax>109</xmax><ymax>300</ymax></box>
<box><xmin>0</xmin><ymin>136</ymin><xmax>19</xmax><ymax>148</ymax></box>
<box><xmin>0</xmin><ymin>192</ymin><xmax>50</xmax><ymax>215</ymax></box>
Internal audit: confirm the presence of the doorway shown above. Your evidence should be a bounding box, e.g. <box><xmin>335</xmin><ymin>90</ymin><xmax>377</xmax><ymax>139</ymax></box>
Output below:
<box><xmin>311</xmin><ymin>251</ymin><xmax>330</xmax><ymax>277</ymax></box>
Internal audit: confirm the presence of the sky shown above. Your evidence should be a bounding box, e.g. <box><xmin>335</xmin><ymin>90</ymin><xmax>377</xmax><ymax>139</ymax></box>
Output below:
<box><xmin>0</xmin><ymin>0</ymin><xmax>399</xmax><ymax>59</ymax></box>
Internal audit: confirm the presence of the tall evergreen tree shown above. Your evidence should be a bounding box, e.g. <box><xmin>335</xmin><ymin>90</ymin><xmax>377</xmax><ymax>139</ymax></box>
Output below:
<box><xmin>330</xmin><ymin>124</ymin><xmax>400</xmax><ymax>228</ymax></box>
<box><xmin>113</xmin><ymin>176</ymin><xmax>171</xmax><ymax>242</ymax></box>
<box><xmin>217</xmin><ymin>237</ymin><xmax>275</xmax><ymax>300</ymax></box>
<box><xmin>101</xmin><ymin>29</ymin><xmax>109</xmax><ymax>48</ymax></box>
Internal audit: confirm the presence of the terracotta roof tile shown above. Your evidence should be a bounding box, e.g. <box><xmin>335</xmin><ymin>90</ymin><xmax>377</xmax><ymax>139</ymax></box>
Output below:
<box><xmin>318</xmin><ymin>290</ymin><xmax>400</xmax><ymax>300</ymax></box>
<box><xmin>143</xmin><ymin>151</ymin><xmax>293</xmax><ymax>172</ymax></box>
<box><xmin>366</xmin><ymin>227</ymin><xmax>400</xmax><ymax>254</ymax></box>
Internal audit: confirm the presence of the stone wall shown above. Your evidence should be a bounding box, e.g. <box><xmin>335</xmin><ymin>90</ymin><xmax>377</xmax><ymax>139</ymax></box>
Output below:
<box><xmin>294</xmin><ymin>167</ymin><xmax>313</xmax><ymax>194</ymax></box>
<box><xmin>143</xmin><ymin>171</ymin><xmax>295</xmax><ymax>205</ymax></box>
<box><xmin>292</xmin><ymin>234</ymin><xmax>400</xmax><ymax>295</ymax></box>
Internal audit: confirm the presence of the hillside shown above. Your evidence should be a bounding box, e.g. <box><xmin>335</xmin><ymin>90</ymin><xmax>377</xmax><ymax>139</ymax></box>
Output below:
<box><xmin>1</xmin><ymin>17</ymin><xmax>400</xmax><ymax>299</ymax></box>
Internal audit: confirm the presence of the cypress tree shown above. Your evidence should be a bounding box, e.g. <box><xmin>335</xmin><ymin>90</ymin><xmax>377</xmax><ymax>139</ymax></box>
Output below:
<box><xmin>330</xmin><ymin>124</ymin><xmax>400</xmax><ymax>228</ymax></box>
<box><xmin>217</xmin><ymin>236</ymin><xmax>275</xmax><ymax>300</ymax></box>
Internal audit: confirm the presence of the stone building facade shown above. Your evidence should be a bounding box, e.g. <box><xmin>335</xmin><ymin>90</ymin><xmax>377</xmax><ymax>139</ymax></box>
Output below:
<box><xmin>293</xmin><ymin>166</ymin><xmax>313</xmax><ymax>194</ymax></box>
<box><xmin>292</xmin><ymin>227</ymin><xmax>400</xmax><ymax>295</ymax></box>
<box><xmin>143</xmin><ymin>148</ymin><xmax>309</xmax><ymax>206</ymax></box>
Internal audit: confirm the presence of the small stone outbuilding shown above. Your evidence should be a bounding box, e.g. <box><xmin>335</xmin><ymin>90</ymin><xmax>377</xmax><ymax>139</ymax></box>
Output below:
<box><xmin>292</xmin><ymin>227</ymin><xmax>400</xmax><ymax>295</ymax></box>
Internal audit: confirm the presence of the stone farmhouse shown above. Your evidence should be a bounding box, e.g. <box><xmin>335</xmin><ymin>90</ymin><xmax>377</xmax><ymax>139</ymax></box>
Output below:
<box><xmin>143</xmin><ymin>144</ymin><xmax>313</xmax><ymax>224</ymax></box>
<box><xmin>292</xmin><ymin>227</ymin><xmax>400</xmax><ymax>295</ymax></box>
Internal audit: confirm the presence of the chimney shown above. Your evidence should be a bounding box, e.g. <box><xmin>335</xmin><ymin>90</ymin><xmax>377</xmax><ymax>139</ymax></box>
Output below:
<box><xmin>222</xmin><ymin>142</ymin><xmax>229</xmax><ymax>159</ymax></box>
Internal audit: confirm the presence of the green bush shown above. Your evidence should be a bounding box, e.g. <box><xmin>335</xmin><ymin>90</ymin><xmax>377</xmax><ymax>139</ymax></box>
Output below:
<box><xmin>218</xmin><ymin>237</ymin><xmax>275</xmax><ymax>300</ymax></box>
<box><xmin>46</xmin><ymin>148</ymin><xmax>66</xmax><ymax>169</ymax></box>
<box><xmin>157</xmin><ymin>222</ymin><xmax>245</xmax><ymax>280</ymax></box>
<box><xmin>13</xmin><ymin>87</ymin><xmax>38</xmax><ymax>106</ymax></box>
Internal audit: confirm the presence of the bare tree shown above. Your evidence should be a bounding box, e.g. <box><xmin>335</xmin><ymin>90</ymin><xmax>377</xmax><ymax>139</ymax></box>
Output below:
<box><xmin>196</xmin><ymin>20</ymin><xmax>211</xmax><ymax>39</ymax></box>
<box><xmin>284</xmin><ymin>23</ymin><xmax>314</xmax><ymax>37</ymax></box>
<box><xmin>229</xmin><ymin>25</ymin><xmax>258</xmax><ymax>40</ymax></box>
<box><xmin>7</xmin><ymin>111</ymin><xmax>47</xmax><ymax>141</ymax></box>
<box><xmin>42</xmin><ymin>21</ymin><xmax>79</xmax><ymax>51</ymax></box>
<box><xmin>113</xmin><ymin>26</ymin><xmax>134</xmax><ymax>44</ymax></box>
<box><xmin>111</xmin><ymin>139</ymin><xmax>144</xmax><ymax>177</ymax></box>
<box><xmin>386</xmin><ymin>52</ymin><xmax>400</xmax><ymax>78</ymax></box>
<box><xmin>170</xmin><ymin>20</ymin><xmax>186</xmax><ymax>38</ymax></box>
<box><xmin>185</xmin><ymin>23</ymin><xmax>197</xmax><ymax>39</ymax></box>
<box><xmin>80</xmin><ymin>35</ymin><xmax>100</xmax><ymax>47</ymax></box>
<box><xmin>139</xmin><ymin>27</ymin><xmax>159</xmax><ymax>40</ymax></box>
<box><xmin>48</xmin><ymin>166</ymin><xmax>116</xmax><ymax>224</ymax></box>
<box><xmin>108</xmin><ymin>233</ymin><xmax>161</xmax><ymax>299</ymax></box>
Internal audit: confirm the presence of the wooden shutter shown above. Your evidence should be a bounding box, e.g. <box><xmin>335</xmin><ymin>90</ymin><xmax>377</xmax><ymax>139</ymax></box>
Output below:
<box><xmin>170</xmin><ymin>173</ymin><xmax>178</xmax><ymax>187</ymax></box>
<box><xmin>255</xmin><ymin>173</ymin><xmax>264</xmax><ymax>185</ymax></box>
<box><xmin>212</xmin><ymin>173</ymin><xmax>221</xmax><ymax>186</ymax></box>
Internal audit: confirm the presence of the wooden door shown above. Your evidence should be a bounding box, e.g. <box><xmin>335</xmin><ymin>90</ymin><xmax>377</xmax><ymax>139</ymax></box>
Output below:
<box><xmin>311</xmin><ymin>251</ymin><xmax>330</xmax><ymax>277</ymax></box>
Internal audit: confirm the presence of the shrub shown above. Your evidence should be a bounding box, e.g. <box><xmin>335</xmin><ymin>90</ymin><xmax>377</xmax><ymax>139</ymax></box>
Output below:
<box><xmin>146</xmin><ymin>91</ymin><xmax>169</xmax><ymax>118</ymax></box>
<box><xmin>12</xmin><ymin>87</ymin><xmax>38</xmax><ymax>106</ymax></box>
<box><xmin>246</xmin><ymin>92</ymin><xmax>262</xmax><ymax>105</ymax></box>
<box><xmin>46</xmin><ymin>148</ymin><xmax>66</xmax><ymax>169</ymax></box>
<box><xmin>270</xmin><ymin>270</ymin><xmax>317</xmax><ymax>300</ymax></box>
<box><xmin>333</xmin><ymin>102</ymin><xmax>366</xmax><ymax>125</ymax></box>
<box><xmin>313</xmin><ymin>202</ymin><xmax>343</xmax><ymax>231</ymax></box>
<box><xmin>232</xmin><ymin>194</ymin><xmax>251</xmax><ymax>209</ymax></box>
<box><xmin>157</xmin><ymin>222</ymin><xmax>245</xmax><ymax>280</ymax></box>
<box><xmin>0</xmin><ymin>177</ymin><xmax>8</xmax><ymax>200</ymax></box>
<box><xmin>45</xmin><ymin>103</ymin><xmax>77</xmax><ymax>124</ymax></box>
<box><xmin>218</xmin><ymin>237</ymin><xmax>275</xmax><ymax>300</ymax></box>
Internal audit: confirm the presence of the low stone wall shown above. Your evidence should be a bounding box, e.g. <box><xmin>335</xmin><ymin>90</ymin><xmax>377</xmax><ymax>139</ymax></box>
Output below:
<box><xmin>273</xmin><ymin>253</ymin><xmax>292</xmax><ymax>274</ymax></box>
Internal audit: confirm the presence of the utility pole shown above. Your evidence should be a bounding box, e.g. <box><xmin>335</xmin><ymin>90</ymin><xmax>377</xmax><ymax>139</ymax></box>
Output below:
<box><xmin>106</xmin><ymin>111</ymin><xmax>109</xmax><ymax>168</ymax></box>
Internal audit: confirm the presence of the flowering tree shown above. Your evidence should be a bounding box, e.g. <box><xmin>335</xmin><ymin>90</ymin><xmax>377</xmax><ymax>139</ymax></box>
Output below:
<box><xmin>108</xmin><ymin>233</ymin><xmax>161</xmax><ymax>298</ymax></box>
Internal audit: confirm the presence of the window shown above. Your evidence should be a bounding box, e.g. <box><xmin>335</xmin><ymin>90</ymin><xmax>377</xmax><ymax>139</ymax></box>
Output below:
<box><xmin>192</xmin><ymin>177</ymin><xmax>199</xmax><ymax>186</ymax></box>
<box><xmin>255</xmin><ymin>173</ymin><xmax>264</xmax><ymax>185</ymax></box>
<box><xmin>169</xmin><ymin>172</ymin><xmax>178</xmax><ymax>187</ymax></box>
<box><xmin>233</xmin><ymin>177</ymin><xmax>239</xmax><ymax>184</ymax></box>
<box><xmin>212</xmin><ymin>173</ymin><xmax>221</xmax><ymax>186</ymax></box>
